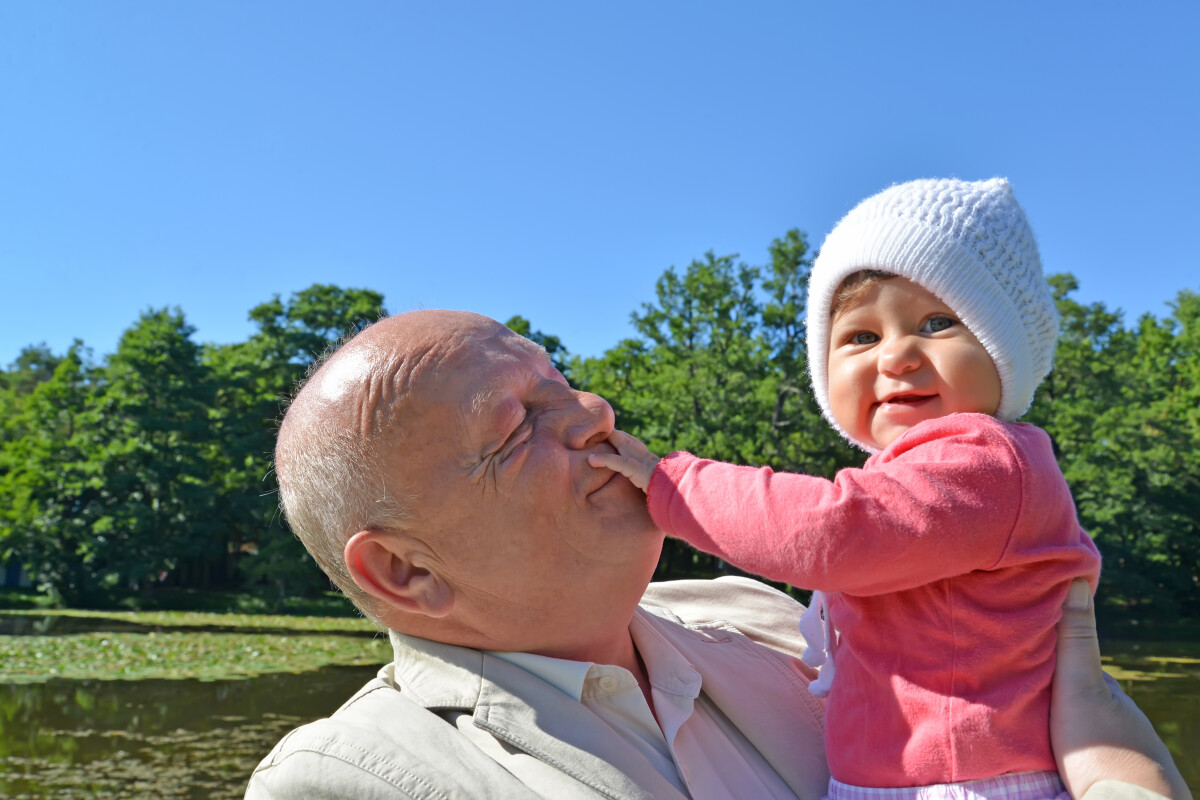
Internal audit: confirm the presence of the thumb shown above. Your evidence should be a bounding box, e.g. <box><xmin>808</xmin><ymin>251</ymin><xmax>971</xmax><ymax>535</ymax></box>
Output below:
<box><xmin>1053</xmin><ymin>580</ymin><xmax>1107</xmax><ymax>704</ymax></box>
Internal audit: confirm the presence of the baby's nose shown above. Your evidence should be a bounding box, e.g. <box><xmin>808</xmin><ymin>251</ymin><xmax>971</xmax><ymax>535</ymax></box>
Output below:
<box><xmin>878</xmin><ymin>335</ymin><xmax>922</xmax><ymax>374</ymax></box>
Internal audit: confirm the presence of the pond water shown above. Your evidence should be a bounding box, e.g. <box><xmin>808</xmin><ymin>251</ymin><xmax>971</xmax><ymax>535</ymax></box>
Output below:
<box><xmin>0</xmin><ymin>666</ymin><xmax>379</xmax><ymax>799</ymax></box>
<box><xmin>0</xmin><ymin>641</ymin><xmax>1196</xmax><ymax>798</ymax></box>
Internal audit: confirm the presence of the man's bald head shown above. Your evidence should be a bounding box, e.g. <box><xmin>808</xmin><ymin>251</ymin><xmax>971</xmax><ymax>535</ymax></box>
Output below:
<box><xmin>275</xmin><ymin>310</ymin><xmax>509</xmax><ymax>621</ymax></box>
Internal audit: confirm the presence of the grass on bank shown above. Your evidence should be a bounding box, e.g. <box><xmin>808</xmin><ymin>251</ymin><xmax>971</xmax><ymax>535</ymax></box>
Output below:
<box><xmin>0</xmin><ymin>594</ymin><xmax>387</xmax><ymax>684</ymax></box>
<box><xmin>6</xmin><ymin>608</ymin><xmax>1199</xmax><ymax>686</ymax></box>
<box><xmin>0</xmin><ymin>628</ymin><xmax>390</xmax><ymax>684</ymax></box>
<box><xmin>0</xmin><ymin>586</ymin><xmax>363</xmax><ymax>617</ymax></box>
<box><xmin>0</xmin><ymin>606</ymin><xmax>379</xmax><ymax>633</ymax></box>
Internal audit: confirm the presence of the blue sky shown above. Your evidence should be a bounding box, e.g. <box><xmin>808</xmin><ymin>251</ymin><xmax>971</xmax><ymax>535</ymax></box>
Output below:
<box><xmin>2</xmin><ymin>2</ymin><xmax>1197</xmax><ymax>367</ymax></box>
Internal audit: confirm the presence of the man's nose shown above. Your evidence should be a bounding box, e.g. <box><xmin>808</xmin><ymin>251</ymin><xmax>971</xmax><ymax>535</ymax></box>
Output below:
<box><xmin>564</xmin><ymin>390</ymin><xmax>616</xmax><ymax>449</ymax></box>
<box><xmin>878</xmin><ymin>334</ymin><xmax>922</xmax><ymax>375</ymax></box>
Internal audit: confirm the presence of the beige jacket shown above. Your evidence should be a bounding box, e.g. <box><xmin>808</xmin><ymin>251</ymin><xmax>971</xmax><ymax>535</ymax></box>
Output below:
<box><xmin>245</xmin><ymin>577</ymin><xmax>830</xmax><ymax>799</ymax></box>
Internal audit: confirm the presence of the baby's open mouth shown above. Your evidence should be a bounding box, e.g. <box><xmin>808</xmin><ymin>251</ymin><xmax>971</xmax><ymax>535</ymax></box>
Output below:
<box><xmin>883</xmin><ymin>394</ymin><xmax>933</xmax><ymax>405</ymax></box>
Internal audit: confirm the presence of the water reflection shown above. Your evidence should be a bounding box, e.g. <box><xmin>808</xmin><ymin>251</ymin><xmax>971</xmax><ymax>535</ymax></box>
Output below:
<box><xmin>0</xmin><ymin>612</ymin><xmax>154</xmax><ymax>636</ymax></box>
<box><xmin>1103</xmin><ymin>642</ymin><xmax>1200</xmax><ymax>791</ymax></box>
<box><xmin>0</xmin><ymin>649</ymin><xmax>1195</xmax><ymax>798</ymax></box>
<box><xmin>1125</xmin><ymin>675</ymin><xmax>1200</xmax><ymax>782</ymax></box>
<box><xmin>0</xmin><ymin>665</ymin><xmax>379</xmax><ymax>799</ymax></box>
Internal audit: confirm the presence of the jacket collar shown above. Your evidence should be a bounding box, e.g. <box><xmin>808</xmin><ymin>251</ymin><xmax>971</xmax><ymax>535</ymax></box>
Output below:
<box><xmin>388</xmin><ymin>627</ymin><xmax>683</xmax><ymax>800</ymax></box>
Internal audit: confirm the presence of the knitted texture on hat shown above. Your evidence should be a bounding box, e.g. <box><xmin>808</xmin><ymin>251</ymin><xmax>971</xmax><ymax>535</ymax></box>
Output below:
<box><xmin>806</xmin><ymin>178</ymin><xmax>1058</xmax><ymax>453</ymax></box>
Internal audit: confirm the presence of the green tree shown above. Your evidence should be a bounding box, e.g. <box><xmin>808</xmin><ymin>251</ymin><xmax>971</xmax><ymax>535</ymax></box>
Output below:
<box><xmin>1027</xmin><ymin>274</ymin><xmax>1136</xmax><ymax>455</ymax></box>
<box><xmin>1161</xmin><ymin>289</ymin><xmax>1200</xmax><ymax>613</ymax></box>
<box><xmin>758</xmin><ymin>229</ymin><xmax>858</xmax><ymax>475</ymax></box>
<box><xmin>0</xmin><ymin>345</ymin><xmax>105</xmax><ymax>604</ymax></box>
<box><xmin>86</xmin><ymin>308</ymin><xmax>216</xmax><ymax>598</ymax></box>
<box><xmin>1103</xmin><ymin>290</ymin><xmax>1200</xmax><ymax>619</ymax></box>
<box><xmin>593</xmin><ymin>251</ymin><xmax>767</xmax><ymax>461</ymax></box>
<box><xmin>0</xmin><ymin>344</ymin><xmax>68</xmax><ymax>458</ymax></box>
<box><xmin>1</xmin><ymin>343</ymin><xmax>64</xmax><ymax>397</ymax></box>
<box><xmin>573</xmin><ymin>251</ymin><xmax>761</xmax><ymax>578</ymax></box>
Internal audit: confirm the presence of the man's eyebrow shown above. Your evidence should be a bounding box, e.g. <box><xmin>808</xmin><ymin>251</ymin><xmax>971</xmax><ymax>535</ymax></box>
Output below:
<box><xmin>468</xmin><ymin>378</ymin><xmax>503</xmax><ymax>417</ymax></box>
<box><xmin>515</xmin><ymin>339</ymin><xmax>553</xmax><ymax>367</ymax></box>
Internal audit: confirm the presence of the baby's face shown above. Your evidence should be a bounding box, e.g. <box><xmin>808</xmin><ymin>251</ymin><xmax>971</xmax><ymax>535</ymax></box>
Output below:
<box><xmin>826</xmin><ymin>276</ymin><xmax>1001</xmax><ymax>450</ymax></box>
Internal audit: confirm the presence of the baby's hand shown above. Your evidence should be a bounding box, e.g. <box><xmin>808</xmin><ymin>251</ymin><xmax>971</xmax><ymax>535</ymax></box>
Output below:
<box><xmin>588</xmin><ymin>430</ymin><xmax>660</xmax><ymax>492</ymax></box>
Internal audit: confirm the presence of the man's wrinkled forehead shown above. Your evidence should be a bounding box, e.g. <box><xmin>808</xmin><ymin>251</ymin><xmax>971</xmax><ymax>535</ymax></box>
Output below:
<box><xmin>297</xmin><ymin>311</ymin><xmax>549</xmax><ymax>430</ymax></box>
<box><xmin>373</xmin><ymin>316</ymin><xmax>547</xmax><ymax>426</ymax></box>
<box><xmin>462</xmin><ymin>334</ymin><xmax>553</xmax><ymax>415</ymax></box>
<box><xmin>287</xmin><ymin>337</ymin><xmax>403</xmax><ymax>444</ymax></box>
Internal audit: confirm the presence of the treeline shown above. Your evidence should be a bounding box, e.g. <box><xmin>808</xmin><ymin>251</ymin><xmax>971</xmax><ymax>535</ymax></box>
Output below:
<box><xmin>2</xmin><ymin>230</ymin><xmax>1198</xmax><ymax>628</ymax></box>
<box><xmin>0</xmin><ymin>286</ymin><xmax>388</xmax><ymax>605</ymax></box>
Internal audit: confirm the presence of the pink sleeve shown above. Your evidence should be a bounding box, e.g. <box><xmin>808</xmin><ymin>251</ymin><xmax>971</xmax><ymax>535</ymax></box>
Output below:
<box><xmin>646</xmin><ymin>415</ymin><xmax>1028</xmax><ymax>596</ymax></box>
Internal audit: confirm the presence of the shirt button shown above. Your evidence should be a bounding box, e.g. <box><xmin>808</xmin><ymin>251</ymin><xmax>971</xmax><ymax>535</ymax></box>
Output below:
<box><xmin>598</xmin><ymin>675</ymin><xmax>619</xmax><ymax>691</ymax></box>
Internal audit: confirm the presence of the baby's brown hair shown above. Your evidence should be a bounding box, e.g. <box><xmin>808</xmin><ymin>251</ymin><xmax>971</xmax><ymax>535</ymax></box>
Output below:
<box><xmin>830</xmin><ymin>270</ymin><xmax>896</xmax><ymax>321</ymax></box>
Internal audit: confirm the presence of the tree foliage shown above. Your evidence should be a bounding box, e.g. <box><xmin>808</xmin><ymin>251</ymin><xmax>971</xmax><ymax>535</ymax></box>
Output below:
<box><xmin>2</xmin><ymin>344</ymin><xmax>105</xmax><ymax>603</ymax></box>
<box><xmin>1022</xmin><ymin>279</ymin><xmax>1200</xmax><ymax>623</ymax></box>
<box><xmin>0</xmin><ymin>287</ymin><xmax>386</xmax><ymax>606</ymax></box>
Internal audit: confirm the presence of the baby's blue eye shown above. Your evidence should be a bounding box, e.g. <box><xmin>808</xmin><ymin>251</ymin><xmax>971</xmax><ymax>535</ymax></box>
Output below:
<box><xmin>924</xmin><ymin>316</ymin><xmax>955</xmax><ymax>333</ymax></box>
<box><xmin>850</xmin><ymin>331</ymin><xmax>879</xmax><ymax>345</ymax></box>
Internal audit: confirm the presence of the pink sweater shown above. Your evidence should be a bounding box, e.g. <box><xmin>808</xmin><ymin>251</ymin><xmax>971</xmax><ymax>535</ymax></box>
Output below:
<box><xmin>647</xmin><ymin>413</ymin><xmax>1101</xmax><ymax>788</ymax></box>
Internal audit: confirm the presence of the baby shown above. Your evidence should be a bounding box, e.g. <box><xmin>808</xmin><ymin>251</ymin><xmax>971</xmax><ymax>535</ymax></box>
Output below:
<box><xmin>591</xmin><ymin>178</ymin><xmax>1102</xmax><ymax>799</ymax></box>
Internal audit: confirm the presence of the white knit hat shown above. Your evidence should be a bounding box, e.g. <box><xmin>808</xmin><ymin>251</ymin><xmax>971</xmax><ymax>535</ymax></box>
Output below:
<box><xmin>806</xmin><ymin>177</ymin><xmax>1058</xmax><ymax>452</ymax></box>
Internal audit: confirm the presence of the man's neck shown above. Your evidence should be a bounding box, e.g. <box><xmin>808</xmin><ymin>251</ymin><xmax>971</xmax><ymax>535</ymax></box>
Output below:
<box><xmin>543</xmin><ymin>622</ymin><xmax>655</xmax><ymax>711</ymax></box>
<box><xmin>582</xmin><ymin>623</ymin><xmax>656</xmax><ymax>716</ymax></box>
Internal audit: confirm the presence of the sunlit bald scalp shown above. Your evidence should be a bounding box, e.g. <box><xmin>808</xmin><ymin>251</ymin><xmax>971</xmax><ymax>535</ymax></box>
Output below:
<box><xmin>275</xmin><ymin>310</ymin><xmax>508</xmax><ymax>622</ymax></box>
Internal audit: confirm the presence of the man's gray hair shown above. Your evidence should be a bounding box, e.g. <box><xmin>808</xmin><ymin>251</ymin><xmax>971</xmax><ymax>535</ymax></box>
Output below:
<box><xmin>275</xmin><ymin>385</ymin><xmax>411</xmax><ymax>626</ymax></box>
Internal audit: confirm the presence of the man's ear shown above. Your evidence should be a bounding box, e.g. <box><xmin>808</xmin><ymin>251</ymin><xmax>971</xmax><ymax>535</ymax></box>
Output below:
<box><xmin>344</xmin><ymin>530</ymin><xmax>454</xmax><ymax>618</ymax></box>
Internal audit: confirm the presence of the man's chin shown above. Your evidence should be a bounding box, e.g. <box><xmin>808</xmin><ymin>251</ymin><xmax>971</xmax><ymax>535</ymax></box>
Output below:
<box><xmin>624</xmin><ymin>501</ymin><xmax>661</xmax><ymax>538</ymax></box>
<box><xmin>606</xmin><ymin>512</ymin><xmax>661</xmax><ymax>542</ymax></box>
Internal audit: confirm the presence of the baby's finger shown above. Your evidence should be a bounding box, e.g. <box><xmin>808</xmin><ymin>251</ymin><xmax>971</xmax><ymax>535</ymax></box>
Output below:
<box><xmin>588</xmin><ymin>450</ymin><xmax>652</xmax><ymax>491</ymax></box>
<box><xmin>607</xmin><ymin>429</ymin><xmax>640</xmax><ymax>453</ymax></box>
<box><xmin>588</xmin><ymin>452</ymin><xmax>622</xmax><ymax>471</ymax></box>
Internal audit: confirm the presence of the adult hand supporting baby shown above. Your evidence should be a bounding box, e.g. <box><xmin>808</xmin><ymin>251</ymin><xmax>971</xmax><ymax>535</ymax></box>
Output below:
<box><xmin>1052</xmin><ymin>580</ymin><xmax>1190</xmax><ymax>800</ymax></box>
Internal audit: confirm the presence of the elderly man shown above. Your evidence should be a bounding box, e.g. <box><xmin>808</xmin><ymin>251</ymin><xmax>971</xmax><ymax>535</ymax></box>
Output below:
<box><xmin>247</xmin><ymin>310</ymin><xmax>1187</xmax><ymax>800</ymax></box>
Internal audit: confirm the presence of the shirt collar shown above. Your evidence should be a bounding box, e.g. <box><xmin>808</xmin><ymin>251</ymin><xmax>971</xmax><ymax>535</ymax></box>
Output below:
<box><xmin>488</xmin><ymin>607</ymin><xmax>702</xmax><ymax>702</ymax></box>
<box><xmin>488</xmin><ymin>649</ymin><xmax>593</xmax><ymax>700</ymax></box>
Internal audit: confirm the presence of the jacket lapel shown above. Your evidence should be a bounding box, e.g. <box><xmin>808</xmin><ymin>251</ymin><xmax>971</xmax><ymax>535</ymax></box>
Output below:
<box><xmin>390</xmin><ymin>632</ymin><xmax>686</xmax><ymax>800</ymax></box>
